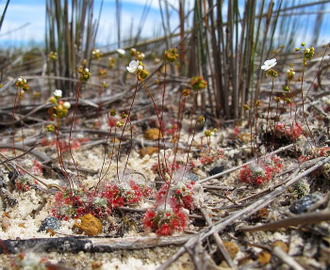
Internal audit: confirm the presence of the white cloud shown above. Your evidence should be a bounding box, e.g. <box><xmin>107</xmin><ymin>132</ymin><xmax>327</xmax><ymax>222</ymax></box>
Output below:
<box><xmin>0</xmin><ymin>3</ymin><xmax>45</xmax><ymax>44</ymax></box>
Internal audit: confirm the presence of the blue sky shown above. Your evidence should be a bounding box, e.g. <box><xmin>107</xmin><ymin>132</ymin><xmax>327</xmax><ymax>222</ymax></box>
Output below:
<box><xmin>0</xmin><ymin>0</ymin><xmax>329</xmax><ymax>50</ymax></box>
<box><xmin>0</xmin><ymin>0</ymin><xmax>183</xmax><ymax>49</ymax></box>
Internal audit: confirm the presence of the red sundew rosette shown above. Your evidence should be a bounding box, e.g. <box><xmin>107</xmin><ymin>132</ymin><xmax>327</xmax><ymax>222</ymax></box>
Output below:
<box><xmin>143</xmin><ymin>204</ymin><xmax>188</xmax><ymax>236</ymax></box>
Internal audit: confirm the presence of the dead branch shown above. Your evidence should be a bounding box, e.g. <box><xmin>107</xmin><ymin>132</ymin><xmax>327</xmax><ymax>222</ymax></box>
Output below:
<box><xmin>0</xmin><ymin>235</ymin><xmax>190</xmax><ymax>254</ymax></box>
<box><xmin>239</xmin><ymin>211</ymin><xmax>330</xmax><ymax>232</ymax></box>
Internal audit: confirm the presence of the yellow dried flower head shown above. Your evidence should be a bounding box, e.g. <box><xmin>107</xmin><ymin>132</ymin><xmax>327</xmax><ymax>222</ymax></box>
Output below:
<box><xmin>120</xmin><ymin>112</ymin><xmax>128</xmax><ymax>119</ymax></box>
<box><xmin>47</xmin><ymin>51</ymin><xmax>57</xmax><ymax>60</ymax></box>
<box><xmin>46</xmin><ymin>124</ymin><xmax>55</xmax><ymax>132</ymax></box>
<box><xmin>130</xmin><ymin>48</ymin><xmax>137</xmax><ymax>56</ymax></box>
<box><xmin>79</xmin><ymin>68</ymin><xmax>91</xmax><ymax>82</ymax></box>
<box><xmin>287</xmin><ymin>68</ymin><xmax>295</xmax><ymax>80</ymax></box>
<box><xmin>109</xmin><ymin>109</ymin><xmax>116</xmax><ymax>116</ymax></box>
<box><xmin>15</xmin><ymin>76</ymin><xmax>28</xmax><ymax>90</ymax></box>
<box><xmin>139</xmin><ymin>69</ymin><xmax>149</xmax><ymax>80</ymax></box>
<box><xmin>109</xmin><ymin>57</ymin><xmax>116</xmax><ymax>69</ymax></box>
<box><xmin>137</xmin><ymin>52</ymin><xmax>145</xmax><ymax>61</ymax></box>
<box><xmin>116</xmin><ymin>120</ymin><xmax>125</xmax><ymax>128</ymax></box>
<box><xmin>284</xmin><ymin>98</ymin><xmax>292</xmax><ymax>104</ymax></box>
<box><xmin>98</xmin><ymin>69</ymin><xmax>107</xmax><ymax>76</ymax></box>
<box><xmin>165</xmin><ymin>48</ymin><xmax>179</xmax><ymax>62</ymax></box>
<box><xmin>182</xmin><ymin>88</ymin><xmax>191</xmax><ymax>97</ymax></box>
<box><xmin>102</xmin><ymin>82</ymin><xmax>108</xmax><ymax>89</ymax></box>
<box><xmin>190</xmin><ymin>76</ymin><xmax>207</xmax><ymax>91</ymax></box>
<box><xmin>197</xmin><ymin>116</ymin><xmax>205</xmax><ymax>124</ymax></box>
<box><xmin>92</xmin><ymin>49</ymin><xmax>102</xmax><ymax>59</ymax></box>
<box><xmin>204</xmin><ymin>130</ymin><xmax>212</xmax><ymax>137</ymax></box>
<box><xmin>283</xmin><ymin>86</ymin><xmax>290</xmax><ymax>92</ymax></box>
<box><xmin>274</xmin><ymin>96</ymin><xmax>281</xmax><ymax>103</ymax></box>
<box><xmin>304</xmin><ymin>46</ymin><xmax>314</xmax><ymax>59</ymax></box>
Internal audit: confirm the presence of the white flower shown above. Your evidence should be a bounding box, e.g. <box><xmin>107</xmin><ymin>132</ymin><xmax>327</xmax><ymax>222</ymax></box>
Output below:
<box><xmin>53</xmin><ymin>89</ymin><xmax>62</xmax><ymax>98</ymax></box>
<box><xmin>63</xmin><ymin>101</ymin><xmax>71</xmax><ymax>109</ymax></box>
<box><xmin>17</xmin><ymin>77</ymin><xmax>23</xmax><ymax>82</ymax></box>
<box><xmin>117</xmin><ymin>48</ymin><xmax>125</xmax><ymax>56</ymax></box>
<box><xmin>84</xmin><ymin>68</ymin><xmax>89</xmax><ymax>72</ymax></box>
<box><xmin>126</xmin><ymin>60</ymin><xmax>140</xmax><ymax>73</ymax></box>
<box><xmin>261</xmin><ymin>58</ymin><xmax>277</xmax><ymax>71</ymax></box>
<box><xmin>138</xmin><ymin>65</ymin><xmax>143</xmax><ymax>71</ymax></box>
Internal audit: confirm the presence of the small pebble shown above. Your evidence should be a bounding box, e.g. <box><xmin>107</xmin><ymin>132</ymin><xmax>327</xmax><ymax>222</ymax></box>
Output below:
<box><xmin>208</xmin><ymin>165</ymin><xmax>224</xmax><ymax>176</ymax></box>
<box><xmin>144</xmin><ymin>128</ymin><xmax>162</xmax><ymax>140</ymax></box>
<box><xmin>185</xmin><ymin>172</ymin><xmax>199</xmax><ymax>182</ymax></box>
<box><xmin>38</xmin><ymin>217</ymin><xmax>60</xmax><ymax>232</ymax></box>
<box><xmin>2</xmin><ymin>216</ymin><xmax>11</xmax><ymax>231</ymax></box>
<box><xmin>289</xmin><ymin>193</ymin><xmax>323</xmax><ymax>214</ymax></box>
<box><xmin>73</xmin><ymin>214</ymin><xmax>102</xmax><ymax>236</ymax></box>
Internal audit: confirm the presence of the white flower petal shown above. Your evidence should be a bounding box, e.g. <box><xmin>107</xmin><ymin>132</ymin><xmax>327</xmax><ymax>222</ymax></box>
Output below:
<box><xmin>126</xmin><ymin>60</ymin><xmax>140</xmax><ymax>73</ymax></box>
<box><xmin>53</xmin><ymin>89</ymin><xmax>62</xmax><ymax>98</ymax></box>
<box><xmin>261</xmin><ymin>58</ymin><xmax>277</xmax><ymax>71</ymax></box>
<box><xmin>126</xmin><ymin>67</ymin><xmax>135</xmax><ymax>73</ymax></box>
<box><xmin>117</xmin><ymin>48</ymin><xmax>125</xmax><ymax>55</ymax></box>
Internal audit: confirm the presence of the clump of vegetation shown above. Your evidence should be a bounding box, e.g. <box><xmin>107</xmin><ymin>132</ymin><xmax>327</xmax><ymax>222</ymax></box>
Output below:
<box><xmin>239</xmin><ymin>155</ymin><xmax>283</xmax><ymax>185</ymax></box>
<box><xmin>143</xmin><ymin>204</ymin><xmax>188</xmax><ymax>236</ymax></box>
<box><xmin>52</xmin><ymin>177</ymin><xmax>153</xmax><ymax>221</ymax></box>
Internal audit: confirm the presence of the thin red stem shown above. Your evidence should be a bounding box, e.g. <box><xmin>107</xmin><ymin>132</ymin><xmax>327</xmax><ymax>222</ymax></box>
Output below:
<box><xmin>170</xmin><ymin>94</ymin><xmax>187</xmax><ymax>178</ymax></box>
<box><xmin>68</xmin><ymin>81</ymin><xmax>82</xmax><ymax>183</ymax></box>
<box><xmin>11</xmin><ymin>87</ymin><xmax>19</xmax><ymax>156</ymax></box>
<box><xmin>18</xmin><ymin>97</ymin><xmax>25</xmax><ymax>150</ymax></box>
<box><xmin>98</xmin><ymin>125</ymin><xmax>118</xmax><ymax>186</ymax></box>
<box><xmin>116</xmin><ymin>81</ymin><xmax>138</xmax><ymax>182</ymax></box>
<box><xmin>185</xmin><ymin>119</ymin><xmax>198</xmax><ymax>171</ymax></box>
<box><xmin>56</xmin><ymin>117</ymin><xmax>73</xmax><ymax>189</ymax></box>
<box><xmin>122</xmin><ymin>118</ymin><xmax>133</xmax><ymax>175</ymax></box>
<box><xmin>98</xmin><ymin>122</ymin><xmax>113</xmax><ymax>184</ymax></box>
<box><xmin>140</xmin><ymin>79</ymin><xmax>168</xmax><ymax>181</ymax></box>
<box><xmin>254</xmin><ymin>107</ymin><xmax>259</xmax><ymax>163</ymax></box>
<box><xmin>159</xmin><ymin>59</ymin><xmax>167</xmax><ymax>179</ymax></box>
<box><xmin>265</xmin><ymin>76</ymin><xmax>275</xmax><ymax>143</ymax></box>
